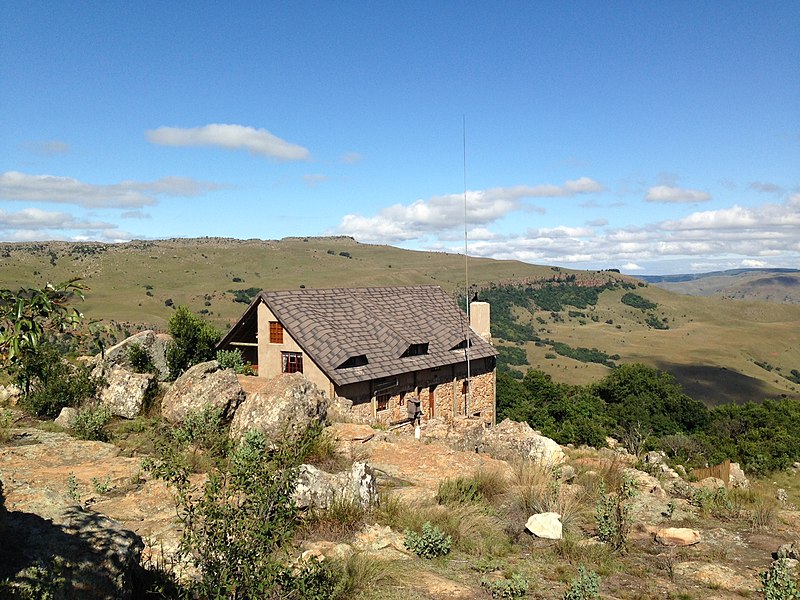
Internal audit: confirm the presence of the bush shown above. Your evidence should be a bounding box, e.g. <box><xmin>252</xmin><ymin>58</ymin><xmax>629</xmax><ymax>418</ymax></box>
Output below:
<box><xmin>17</xmin><ymin>343</ymin><xmax>104</xmax><ymax>418</ymax></box>
<box><xmin>481</xmin><ymin>573</ymin><xmax>529</xmax><ymax>598</ymax></box>
<box><xmin>759</xmin><ymin>558</ymin><xmax>800</xmax><ymax>600</ymax></box>
<box><xmin>563</xmin><ymin>566</ymin><xmax>601</xmax><ymax>600</ymax></box>
<box><xmin>127</xmin><ymin>343</ymin><xmax>157</xmax><ymax>374</ymax></box>
<box><xmin>403</xmin><ymin>521</ymin><xmax>452</xmax><ymax>558</ymax></box>
<box><xmin>144</xmin><ymin>425</ymin><xmax>328</xmax><ymax>599</ymax></box>
<box><xmin>594</xmin><ymin>476</ymin><xmax>636</xmax><ymax>551</ymax></box>
<box><xmin>216</xmin><ymin>348</ymin><xmax>253</xmax><ymax>375</ymax></box>
<box><xmin>165</xmin><ymin>306</ymin><xmax>220</xmax><ymax>380</ymax></box>
<box><xmin>70</xmin><ymin>405</ymin><xmax>112</xmax><ymax>442</ymax></box>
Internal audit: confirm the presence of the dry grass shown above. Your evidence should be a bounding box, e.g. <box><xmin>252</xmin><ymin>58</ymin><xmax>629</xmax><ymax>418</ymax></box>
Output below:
<box><xmin>376</xmin><ymin>494</ymin><xmax>510</xmax><ymax>557</ymax></box>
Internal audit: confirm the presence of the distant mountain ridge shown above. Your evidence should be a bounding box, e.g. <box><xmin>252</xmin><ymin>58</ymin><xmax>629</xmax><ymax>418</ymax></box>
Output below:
<box><xmin>640</xmin><ymin>268</ymin><xmax>800</xmax><ymax>304</ymax></box>
<box><xmin>640</xmin><ymin>268</ymin><xmax>800</xmax><ymax>284</ymax></box>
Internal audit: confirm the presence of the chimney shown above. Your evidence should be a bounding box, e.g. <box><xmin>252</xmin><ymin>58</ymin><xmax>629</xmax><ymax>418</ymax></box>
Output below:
<box><xmin>469</xmin><ymin>301</ymin><xmax>491</xmax><ymax>344</ymax></box>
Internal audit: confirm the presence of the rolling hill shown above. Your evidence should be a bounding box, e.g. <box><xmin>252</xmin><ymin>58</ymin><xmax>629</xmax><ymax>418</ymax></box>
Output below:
<box><xmin>1</xmin><ymin>237</ymin><xmax>798</xmax><ymax>406</ymax></box>
<box><xmin>642</xmin><ymin>268</ymin><xmax>800</xmax><ymax>304</ymax></box>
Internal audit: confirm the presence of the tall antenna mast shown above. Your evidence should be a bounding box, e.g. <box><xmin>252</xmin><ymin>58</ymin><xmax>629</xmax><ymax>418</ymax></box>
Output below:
<box><xmin>463</xmin><ymin>116</ymin><xmax>471</xmax><ymax>415</ymax></box>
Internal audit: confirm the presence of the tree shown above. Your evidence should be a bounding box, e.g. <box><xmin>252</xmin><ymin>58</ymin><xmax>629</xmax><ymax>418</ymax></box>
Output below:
<box><xmin>0</xmin><ymin>279</ymin><xmax>86</xmax><ymax>392</ymax></box>
<box><xmin>166</xmin><ymin>306</ymin><xmax>221</xmax><ymax>379</ymax></box>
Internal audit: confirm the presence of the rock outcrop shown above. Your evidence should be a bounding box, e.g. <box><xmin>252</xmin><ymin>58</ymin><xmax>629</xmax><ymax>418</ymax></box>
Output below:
<box><xmin>293</xmin><ymin>461</ymin><xmax>378</xmax><ymax>510</ymax></box>
<box><xmin>482</xmin><ymin>419</ymin><xmax>566</xmax><ymax>465</ymax></box>
<box><xmin>229</xmin><ymin>373</ymin><xmax>328</xmax><ymax>443</ymax></box>
<box><xmin>100</xmin><ymin>365</ymin><xmax>156</xmax><ymax>419</ymax></box>
<box><xmin>95</xmin><ymin>330</ymin><xmax>171</xmax><ymax>381</ymax></box>
<box><xmin>161</xmin><ymin>360</ymin><xmax>244</xmax><ymax>424</ymax></box>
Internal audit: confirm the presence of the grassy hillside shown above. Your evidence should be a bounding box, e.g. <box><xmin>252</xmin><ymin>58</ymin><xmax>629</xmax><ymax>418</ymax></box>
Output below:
<box><xmin>2</xmin><ymin>237</ymin><xmax>799</xmax><ymax>406</ymax></box>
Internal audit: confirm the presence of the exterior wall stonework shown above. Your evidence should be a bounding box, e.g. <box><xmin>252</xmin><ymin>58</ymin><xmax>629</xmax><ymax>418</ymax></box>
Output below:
<box><xmin>337</xmin><ymin>358</ymin><xmax>495</xmax><ymax>427</ymax></box>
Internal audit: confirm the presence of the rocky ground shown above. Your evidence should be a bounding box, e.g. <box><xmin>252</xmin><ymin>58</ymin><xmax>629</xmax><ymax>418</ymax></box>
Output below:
<box><xmin>2</xmin><ymin>410</ymin><xmax>799</xmax><ymax>599</ymax></box>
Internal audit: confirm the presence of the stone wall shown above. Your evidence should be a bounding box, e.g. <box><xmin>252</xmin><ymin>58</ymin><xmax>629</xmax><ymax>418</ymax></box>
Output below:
<box><xmin>340</xmin><ymin>359</ymin><xmax>495</xmax><ymax>427</ymax></box>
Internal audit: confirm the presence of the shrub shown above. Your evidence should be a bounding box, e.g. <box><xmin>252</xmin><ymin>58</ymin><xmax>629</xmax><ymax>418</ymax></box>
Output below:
<box><xmin>562</xmin><ymin>566</ymin><xmax>601</xmax><ymax>600</ymax></box>
<box><xmin>403</xmin><ymin>521</ymin><xmax>452</xmax><ymax>559</ymax></box>
<box><xmin>127</xmin><ymin>343</ymin><xmax>156</xmax><ymax>374</ymax></box>
<box><xmin>17</xmin><ymin>342</ymin><xmax>103</xmax><ymax>418</ymax></box>
<box><xmin>70</xmin><ymin>405</ymin><xmax>112</xmax><ymax>442</ymax></box>
<box><xmin>216</xmin><ymin>348</ymin><xmax>253</xmax><ymax>375</ymax></box>
<box><xmin>165</xmin><ymin>306</ymin><xmax>220</xmax><ymax>380</ymax></box>
<box><xmin>144</xmin><ymin>425</ymin><xmax>328</xmax><ymax>599</ymax></box>
<box><xmin>481</xmin><ymin>573</ymin><xmax>529</xmax><ymax>598</ymax></box>
<box><xmin>759</xmin><ymin>558</ymin><xmax>800</xmax><ymax>600</ymax></box>
<box><xmin>594</xmin><ymin>475</ymin><xmax>636</xmax><ymax>551</ymax></box>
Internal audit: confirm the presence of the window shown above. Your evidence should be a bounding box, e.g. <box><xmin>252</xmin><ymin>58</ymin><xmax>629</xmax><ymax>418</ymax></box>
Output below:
<box><xmin>337</xmin><ymin>354</ymin><xmax>368</xmax><ymax>369</ymax></box>
<box><xmin>269</xmin><ymin>321</ymin><xmax>283</xmax><ymax>344</ymax></box>
<box><xmin>376</xmin><ymin>394</ymin><xmax>390</xmax><ymax>412</ymax></box>
<box><xmin>282</xmin><ymin>352</ymin><xmax>303</xmax><ymax>373</ymax></box>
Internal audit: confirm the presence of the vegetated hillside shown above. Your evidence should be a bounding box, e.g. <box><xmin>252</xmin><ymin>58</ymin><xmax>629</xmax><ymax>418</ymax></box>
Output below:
<box><xmin>482</xmin><ymin>280</ymin><xmax>800</xmax><ymax>406</ymax></box>
<box><xmin>2</xmin><ymin>237</ymin><xmax>799</xmax><ymax>406</ymax></box>
<box><xmin>642</xmin><ymin>268</ymin><xmax>800</xmax><ymax>304</ymax></box>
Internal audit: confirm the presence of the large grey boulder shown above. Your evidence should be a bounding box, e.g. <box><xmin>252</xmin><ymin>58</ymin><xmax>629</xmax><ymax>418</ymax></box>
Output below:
<box><xmin>229</xmin><ymin>373</ymin><xmax>329</xmax><ymax>443</ymax></box>
<box><xmin>482</xmin><ymin>419</ymin><xmax>566</xmax><ymax>465</ymax></box>
<box><xmin>293</xmin><ymin>461</ymin><xmax>378</xmax><ymax>510</ymax></box>
<box><xmin>161</xmin><ymin>360</ymin><xmax>244</xmax><ymax>424</ymax></box>
<box><xmin>95</xmin><ymin>330</ymin><xmax>171</xmax><ymax>381</ymax></box>
<box><xmin>99</xmin><ymin>365</ymin><xmax>156</xmax><ymax>419</ymax></box>
<box><xmin>54</xmin><ymin>407</ymin><xmax>79</xmax><ymax>429</ymax></box>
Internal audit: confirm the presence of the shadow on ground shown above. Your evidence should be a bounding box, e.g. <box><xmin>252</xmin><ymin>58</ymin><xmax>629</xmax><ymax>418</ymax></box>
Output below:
<box><xmin>656</xmin><ymin>362</ymin><xmax>788</xmax><ymax>406</ymax></box>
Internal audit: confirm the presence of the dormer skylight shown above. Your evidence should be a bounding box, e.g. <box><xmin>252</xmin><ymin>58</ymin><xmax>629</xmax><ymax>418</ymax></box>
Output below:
<box><xmin>337</xmin><ymin>354</ymin><xmax>369</xmax><ymax>369</ymax></box>
<box><xmin>450</xmin><ymin>339</ymin><xmax>472</xmax><ymax>351</ymax></box>
<box><xmin>401</xmin><ymin>342</ymin><xmax>429</xmax><ymax>357</ymax></box>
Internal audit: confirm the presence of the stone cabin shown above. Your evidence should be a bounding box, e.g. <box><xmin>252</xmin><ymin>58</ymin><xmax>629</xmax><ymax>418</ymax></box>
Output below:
<box><xmin>217</xmin><ymin>286</ymin><xmax>498</xmax><ymax>425</ymax></box>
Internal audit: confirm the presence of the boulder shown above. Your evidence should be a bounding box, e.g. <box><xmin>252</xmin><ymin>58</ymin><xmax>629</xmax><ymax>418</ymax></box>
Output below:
<box><xmin>293</xmin><ymin>461</ymin><xmax>378</xmax><ymax>510</ymax></box>
<box><xmin>54</xmin><ymin>407</ymin><xmax>79</xmax><ymax>429</ymax></box>
<box><xmin>423</xmin><ymin>416</ymin><xmax>487</xmax><ymax>453</ymax></box>
<box><xmin>695</xmin><ymin>476</ymin><xmax>726</xmax><ymax>490</ymax></box>
<box><xmin>623</xmin><ymin>468</ymin><xmax>667</xmax><ymax>499</ymax></box>
<box><xmin>95</xmin><ymin>330</ymin><xmax>171</xmax><ymax>381</ymax></box>
<box><xmin>654</xmin><ymin>527</ymin><xmax>701</xmax><ymax>546</ymax></box>
<box><xmin>776</xmin><ymin>541</ymin><xmax>800</xmax><ymax>560</ymax></box>
<box><xmin>99</xmin><ymin>366</ymin><xmax>156</xmax><ymax>419</ymax></box>
<box><xmin>229</xmin><ymin>373</ymin><xmax>328</xmax><ymax>443</ymax></box>
<box><xmin>482</xmin><ymin>419</ymin><xmax>566</xmax><ymax>465</ymax></box>
<box><xmin>0</xmin><ymin>384</ymin><xmax>21</xmax><ymax>405</ymax></box>
<box><xmin>525</xmin><ymin>512</ymin><xmax>563</xmax><ymax>539</ymax></box>
<box><xmin>352</xmin><ymin>523</ymin><xmax>411</xmax><ymax>559</ymax></box>
<box><xmin>161</xmin><ymin>361</ymin><xmax>244</xmax><ymax>424</ymax></box>
<box><xmin>728</xmin><ymin>462</ymin><xmax>749</xmax><ymax>488</ymax></box>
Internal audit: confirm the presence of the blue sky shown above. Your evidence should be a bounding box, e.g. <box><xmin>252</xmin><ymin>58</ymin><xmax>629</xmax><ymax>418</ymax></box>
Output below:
<box><xmin>1</xmin><ymin>2</ymin><xmax>798</xmax><ymax>274</ymax></box>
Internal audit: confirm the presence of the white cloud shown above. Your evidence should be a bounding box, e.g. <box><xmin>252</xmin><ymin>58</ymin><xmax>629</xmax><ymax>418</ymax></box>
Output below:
<box><xmin>645</xmin><ymin>185</ymin><xmax>711</xmax><ymax>203</ymax></box>
<box><xmin>336</xmin><ymin>178</ymin><xmax>604</xmax><ymax>242</ymax></box>
<box><xmin>741</xmin><ymin>259</ymin><xmax>769</xmax><ymax>268</ymax></box>
<box><xmin>0</xmin><ymin>208</ymin><xmax>114</xmax><ymax>231</ymax></box>
<box><xmin>587</xmin><ymin>218</ymin><xmax>608</xmax><ymax>227</ymax></box>
<box><xmin>621</xmin><ymin>262</ymin><xmax>643</xmax><ymax>271</ymax></box>
<box><xmin>0</xmin><ymin>171</ymin><xmax>223</xmax><ymax>208</ymax></box>
<box><xmin>146</xmin><ymin>124</ymin><xmax>310</xmax><ymax>161</ymax></box>
<box><xmin>391</xmin><ymin>192</ymin><xmax>800</xmax><ymax>272</ymax></box>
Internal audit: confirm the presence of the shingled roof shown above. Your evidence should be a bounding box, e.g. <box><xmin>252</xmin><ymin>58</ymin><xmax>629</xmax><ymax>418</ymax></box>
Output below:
<box><xmin>219</xmin><ymin>286</ymin><xmax>496</xmax><ymax>387</ymax></box>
